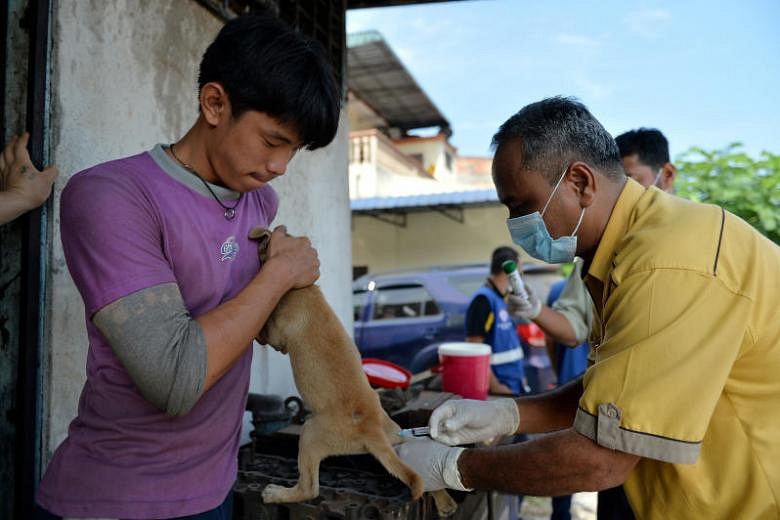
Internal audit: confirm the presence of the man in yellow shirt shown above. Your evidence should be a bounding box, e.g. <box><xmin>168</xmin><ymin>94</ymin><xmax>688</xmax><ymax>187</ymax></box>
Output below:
<box><xmin>397</xmin><ymin>97</ymin><xmax>780</xmax><ymax>519</ymax></box>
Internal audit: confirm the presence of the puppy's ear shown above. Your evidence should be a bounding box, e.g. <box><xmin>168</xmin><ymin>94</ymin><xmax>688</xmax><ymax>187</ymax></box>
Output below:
<box><xmin>248</xmin><ymin>227</ymin><xmax>272</xmax><ymax>263</ymax></box>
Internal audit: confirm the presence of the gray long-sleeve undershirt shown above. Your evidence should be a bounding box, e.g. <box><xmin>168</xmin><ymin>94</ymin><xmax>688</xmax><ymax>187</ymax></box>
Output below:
<box><xmin>551</xmin><ymin>258</ymin><xmax>594</xmax><ymax>346</ymax></box>
<box><xmin>93</xmin><ymin>282</ymin><xmax>207</xmax><ymax>416</ymax></box>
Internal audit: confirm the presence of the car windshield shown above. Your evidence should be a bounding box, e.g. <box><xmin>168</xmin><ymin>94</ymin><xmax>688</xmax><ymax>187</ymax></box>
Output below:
<box><xmin>372</xmin><ymin>284</ymin><xmax>440</xmax><ymax>320</ymax></box>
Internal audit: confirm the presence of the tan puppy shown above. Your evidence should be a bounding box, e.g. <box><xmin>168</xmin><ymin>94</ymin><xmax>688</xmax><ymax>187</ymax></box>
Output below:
<box><xmin>250</xmin><ymin>228</ymin><xmax>456</xmax><ymax>515</ymax></box>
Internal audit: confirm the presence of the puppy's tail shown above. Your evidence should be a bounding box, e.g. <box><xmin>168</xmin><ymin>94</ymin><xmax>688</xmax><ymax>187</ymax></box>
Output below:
<box><xmin>365</xmin><ymin>433</ymin><xmax>425</xmax><ymax>501</ymax></box>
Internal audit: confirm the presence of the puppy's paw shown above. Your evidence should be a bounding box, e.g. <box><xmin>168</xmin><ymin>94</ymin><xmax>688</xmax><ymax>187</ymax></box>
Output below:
<box><xmin>262</xmin><ymin>483</ymin><xmax>316</xmax><ymax>504</ymax></box>
<box><xmin>431</xmin><ymin>490</ymin><xmax>458</xmax><ymax>517</ymax></box>
<box><xmin>248</xmin><ymin>227</ymin><xmax>272</xmax><ymax>263</ymax></box>
<box><xmin>261</xmin><ymin>483</ymin><xmax>290</xmax><ymax>503</ymax></box>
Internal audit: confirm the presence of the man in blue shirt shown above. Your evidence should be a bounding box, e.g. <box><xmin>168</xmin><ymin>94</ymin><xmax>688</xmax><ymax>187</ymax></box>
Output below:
<box><xmin>465</xmin><ymin>246</ymin><xmax>527</xmax><ymax>395</ymax></box>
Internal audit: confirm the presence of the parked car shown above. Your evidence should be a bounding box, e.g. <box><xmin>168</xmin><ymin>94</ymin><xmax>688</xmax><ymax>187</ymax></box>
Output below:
<box><xmin>352</xmin><ymin>263</ymin><xmax>562</xmax><ymax>371</ymax></box>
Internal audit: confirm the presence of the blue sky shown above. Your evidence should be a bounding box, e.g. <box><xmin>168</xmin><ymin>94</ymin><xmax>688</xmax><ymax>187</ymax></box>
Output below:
<box><xmin>347</xmin><ymin>1</ymin><xmax>780</xmax><ymax>160</ymax></box>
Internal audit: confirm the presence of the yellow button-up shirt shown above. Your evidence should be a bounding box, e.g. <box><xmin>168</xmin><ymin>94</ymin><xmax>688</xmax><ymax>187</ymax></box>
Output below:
<box><xmin>573</xmin><ymin>179</ymin><xmax>780</xmax><ymax>519</ymax></box>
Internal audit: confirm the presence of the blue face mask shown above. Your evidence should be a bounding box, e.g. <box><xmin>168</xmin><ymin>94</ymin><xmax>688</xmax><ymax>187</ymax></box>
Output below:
<box><xmin>506</xmin><ymin>167</ymin><xmax>586</xmax><ymax>264</ymax></box>
<box><xmin>652</xmin><ymin>168</ymin><xmax>664</xmax><ymax>189</ymax></box>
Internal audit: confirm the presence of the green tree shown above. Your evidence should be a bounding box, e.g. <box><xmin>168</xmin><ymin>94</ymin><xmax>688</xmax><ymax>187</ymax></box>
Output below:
<box><xmin>675</xmin><ymin>144</ymin><xmax>780</xmax><ymax>244</ymax></box>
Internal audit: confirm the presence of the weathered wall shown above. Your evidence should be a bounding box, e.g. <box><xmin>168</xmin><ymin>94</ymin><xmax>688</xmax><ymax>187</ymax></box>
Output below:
<box><xmin>352</xmin><ymin>204</ymin><xmax>516</xmax><ymax>273</ymax></box>
<box><xmin>44</xmin><ymin>0</ymin><xmax>351</xmax><ymax>462</ymax></box>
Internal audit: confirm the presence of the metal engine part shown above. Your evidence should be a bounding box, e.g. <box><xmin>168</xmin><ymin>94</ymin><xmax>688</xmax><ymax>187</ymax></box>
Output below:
<box><xmin>234</xmin><ymin>452</ymin><xmax>435</xmax><ymax>519</ymax></box>
<box><xmin>233</xmin><ymin>391</ymin><xmax>499</xmax><ymax>520</ymax></box>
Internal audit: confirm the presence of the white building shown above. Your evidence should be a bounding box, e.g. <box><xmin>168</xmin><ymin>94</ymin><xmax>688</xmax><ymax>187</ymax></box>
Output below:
<box><xmin>346</xmin><ymin>31</ymin><xmax>528</xmax><ymax>275</ymax></box>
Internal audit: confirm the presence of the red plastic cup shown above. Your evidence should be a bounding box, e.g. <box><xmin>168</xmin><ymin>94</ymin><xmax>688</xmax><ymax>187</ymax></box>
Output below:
<box><xmin>438</xmin><ymin>342</ymin><xmax>492</xmax><ymax>400</ymax></box>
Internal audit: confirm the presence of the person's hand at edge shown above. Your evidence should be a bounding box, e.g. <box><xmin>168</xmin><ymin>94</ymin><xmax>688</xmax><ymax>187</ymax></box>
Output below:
<box><xmin>0</xmin><ymin>132</ymin><xmax>59</xmax><ymax>225</ymax></box>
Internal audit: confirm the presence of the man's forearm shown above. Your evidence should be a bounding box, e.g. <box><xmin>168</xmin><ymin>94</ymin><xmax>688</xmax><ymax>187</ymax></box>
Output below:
<box><xmin>198</xmin><ymin>260</ymin><xmax>292</xmax><ymax>391</ymax></box>
<box><xmin>515</xmin><ymin>376</ymin><xmax>583</xmax><ymax>433</ymax></box>
<box><xmin>489</xmin><ymin>371</ymin><xmax>514</xmax><ymax>395</ymax></box>
<box><xmin>545</xmin><ymin>335</ymin><xmax>558</xmax><ymax>374</ymax></box>
<box><xmin>458</xmin><ymin>428</ymin><xmax>637</xmax><ymax>496</ymax></box>
<box><xmin>533</xmin><ymin>306</ymin><xmax>579</xmax><ymax>346</ymax></box>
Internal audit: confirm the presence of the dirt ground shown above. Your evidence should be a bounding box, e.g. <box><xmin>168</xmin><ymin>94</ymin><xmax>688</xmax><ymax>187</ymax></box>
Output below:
<box><xmin>519</xmin><ymin>492</ymin><xmax>597</xmax><ymax>520</ymax></box>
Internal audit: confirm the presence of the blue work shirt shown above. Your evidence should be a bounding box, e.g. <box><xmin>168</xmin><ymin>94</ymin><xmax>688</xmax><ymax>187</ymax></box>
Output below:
<box><xmin>466</xmin><ymin>281</ymin><xmax>525</xmax><ymax>394</ymax></box>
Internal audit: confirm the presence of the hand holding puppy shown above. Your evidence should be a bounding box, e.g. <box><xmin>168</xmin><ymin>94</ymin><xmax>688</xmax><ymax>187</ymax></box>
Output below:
<box><xmin>262</xmin><ymin>225</ymin><xmax>320</xmax><ymax>290</ymax></box>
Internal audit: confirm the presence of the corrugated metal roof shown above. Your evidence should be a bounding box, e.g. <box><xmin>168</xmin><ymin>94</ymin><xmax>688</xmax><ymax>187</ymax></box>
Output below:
<box><xmin>348</xmin><ymin>0</ymin><xmax>461</xmax><ymax>8</ymax></box>
<box><xmin>347</xmin><ymin>30</ymin><xmax>450</xmax><ymax>133</ymax></box>
<box><xmin>351</xmin><ymin>188</ymin><xmax>499</xmax><ymax>212</ymax></box>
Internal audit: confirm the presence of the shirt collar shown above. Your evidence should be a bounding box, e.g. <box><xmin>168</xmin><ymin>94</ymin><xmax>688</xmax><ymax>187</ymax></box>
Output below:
<box><xmin>149</xmin><ymin>143</ymin><xmax>241</xmax><ymax>201</ymax></box>
<box><xmin>587</xmin><ymin>178</ymin><xmax>645</xmax><ymax>283</ymax></box>
<box><xmin>485</xmin><ymin>277</ymin><xmax>507</xmax><ymax>298</ymax></box>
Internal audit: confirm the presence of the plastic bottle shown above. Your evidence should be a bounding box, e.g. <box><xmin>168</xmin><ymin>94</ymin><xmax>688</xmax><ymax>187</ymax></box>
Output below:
<box><xmin>501</xmin><ymin>259</ymin><xmax>529</xmax><ymax>301</ymax></box>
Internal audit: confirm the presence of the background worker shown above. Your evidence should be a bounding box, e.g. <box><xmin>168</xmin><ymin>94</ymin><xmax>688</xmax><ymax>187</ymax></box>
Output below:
<box><xmin>0</xmin><ymin>132</ymin><xmax>58</xmax><ymax>225</ymax></box>
<box><xmin>397</xmin><ymin>97</ymin><xmax>780</xmax><ymax>520</ymax></box>
<box><xmin>35</xmin><ymin>13</ymin><xmax>340</xmax><ymax>520</ymax></box>
<box><xmin>615</xmin><ymin>128</ymin><xmax>676</xmax><ymax>193</ymax></box>
<box><xmin>465</xmin><ymin>246</ymin><xmax>527</xmax><ymax>396</ymax></box>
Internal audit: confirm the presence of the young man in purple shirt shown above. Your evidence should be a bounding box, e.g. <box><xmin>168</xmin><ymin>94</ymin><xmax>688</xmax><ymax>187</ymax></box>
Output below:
<box><xmin>35</xmin><ymin>13</ymin><xmax>340</xmax><ymax>520</ymax></box>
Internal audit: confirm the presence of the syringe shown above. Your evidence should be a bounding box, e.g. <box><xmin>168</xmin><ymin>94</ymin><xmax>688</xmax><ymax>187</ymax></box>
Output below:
<box><xmin>398</xmin><ymin>426</ymin><xmax>430</xmax><ymax>437</ymax></box>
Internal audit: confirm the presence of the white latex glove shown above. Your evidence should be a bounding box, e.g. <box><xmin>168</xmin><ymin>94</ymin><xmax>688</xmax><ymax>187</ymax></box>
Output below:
<box><xmin>395</xmin><ymin>437</ymin><xmax>471</xmax><ymax>492</ymax></box>
<box><xmin>429</xmin><ymin>398</ymin><xmax>520</xmax><ymax>446</ymax></box>
<box><xmin>507</xmin><ymin>283</ymin><xmax>542</xmax><ymax>320</ymax></box>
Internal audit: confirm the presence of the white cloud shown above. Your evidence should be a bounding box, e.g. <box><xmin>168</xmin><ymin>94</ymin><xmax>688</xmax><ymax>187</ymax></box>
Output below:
<box><xmin>574</xmin><ymin>72</ymin><xmax>614</xmax><ymax>100</ymax></box>
<box><xmin>626</xmin><ymin>8</ymin><xmax>672</xmax><ymax>37</ymax></box>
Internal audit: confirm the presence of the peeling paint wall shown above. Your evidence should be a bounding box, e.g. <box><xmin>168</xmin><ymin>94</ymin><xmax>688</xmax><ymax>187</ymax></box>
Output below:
<box><xmin>44</xmin><ymin>0</ymin><xmax>350</xmax><ymax>463</ymax></box>
<box><xmin>352</xmin><ymin>205</ymin><xmax>514</xmax><ymax>273</ymax></box>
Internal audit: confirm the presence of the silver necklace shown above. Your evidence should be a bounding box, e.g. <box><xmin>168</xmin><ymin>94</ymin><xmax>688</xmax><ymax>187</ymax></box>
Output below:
<box><xmin>169</xmin><ymin>143</ymin><xmax>242</xmax><ymax>220</ymax></box>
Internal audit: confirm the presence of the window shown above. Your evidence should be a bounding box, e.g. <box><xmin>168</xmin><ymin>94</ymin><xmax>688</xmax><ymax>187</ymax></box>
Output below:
<box><xmin>444</xmin><ymin>151</ymin><xmax>453</xmax><ymax>171</ymax></box>
<box><xmin>353</xmin><ymin>290</ymin><xmax>369</xmax><ymax>322</ymax></box>
<box><xmin>371</xmin><ymin>284</ymin><xmax>440</xmax><ymax>320</ymax></box>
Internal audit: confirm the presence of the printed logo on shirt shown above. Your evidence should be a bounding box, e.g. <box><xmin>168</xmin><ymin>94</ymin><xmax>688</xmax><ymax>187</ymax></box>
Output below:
<box><xmin>497</xmin><ymin>309</ymin><xmax>513</xmax><ymax>330</ymax></box>
<box><xmin>220</xmin><ymin>236</ymin><xmax>240</xmax><ymax>262</ymax></box>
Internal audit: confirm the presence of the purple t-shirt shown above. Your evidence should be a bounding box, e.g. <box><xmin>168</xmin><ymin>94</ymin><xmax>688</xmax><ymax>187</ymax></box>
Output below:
<box><xmin>37</xmin><ymin>145</ymin><xmax>278</xmax><ymax>518</ymax></box>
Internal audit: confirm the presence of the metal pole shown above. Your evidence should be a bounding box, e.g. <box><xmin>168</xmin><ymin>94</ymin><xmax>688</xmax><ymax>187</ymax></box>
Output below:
<box><xmin>15</xmin><ymin>0</ymin><xmax>51</xmax><ymax>517</ymax></box>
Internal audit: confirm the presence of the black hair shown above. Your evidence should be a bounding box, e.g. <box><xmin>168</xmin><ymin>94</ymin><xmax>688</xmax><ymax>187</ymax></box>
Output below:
<box><xmin>491</xmin><ymin>96</ymin><xmax>624</xmax><ymax>183</ymax></box>
<box><xmin>490</xmin><ymin>246</ymin><xmax>519</xmax><ymax>275</ymax></box>
<box><xmin>199</xmin><ymin>13</ymin><xmax>341</xmax><ymax>150</ymax></box>
<box><xmin>614</xmin><ymin>128</ymin><xmax>670</xmax><ymax>170</ymax></box>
